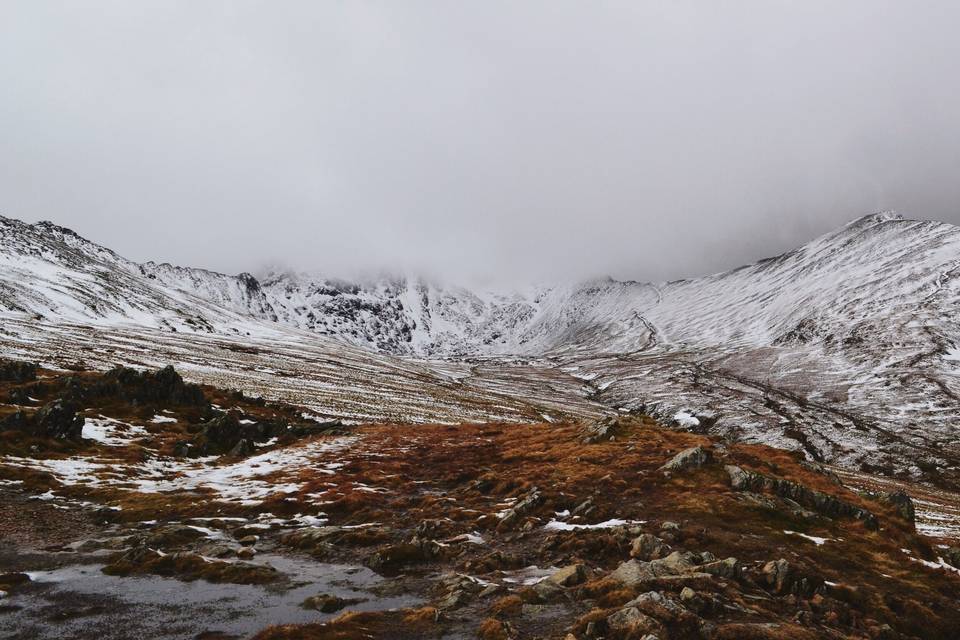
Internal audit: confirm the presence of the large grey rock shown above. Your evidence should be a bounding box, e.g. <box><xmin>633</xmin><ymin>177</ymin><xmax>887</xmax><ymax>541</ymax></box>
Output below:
<box><xmin>610</xmin><ymin>559</ymin><xmax>658</xmax><ymax>586</ymax></box>
<box><xmin>659</xmin><ymin>446</ymin><xmax>712</xmax><ymax>473</ymax></box>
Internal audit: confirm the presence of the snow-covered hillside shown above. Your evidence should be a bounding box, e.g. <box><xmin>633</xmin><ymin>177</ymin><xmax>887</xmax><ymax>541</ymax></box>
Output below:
<box><xmin>12</xmin><ymin>212</ymin><xmax>960</xmax><ymax>366</ymax></box>
<box><xmin>4</xmin><ymin>212</ymin><xmax>960</xmax><ymax>485</ymax></box>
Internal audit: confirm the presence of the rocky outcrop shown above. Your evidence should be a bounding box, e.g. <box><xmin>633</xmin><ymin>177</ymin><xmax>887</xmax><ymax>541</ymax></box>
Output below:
<box><xmin>943</xmin><ymin>546</ymin><xmax>960</xmax><ymax>569</ymax></box>
<box><xmin>0</xmin><ymin>359</ymin><xmax>37</xmax><ymax>383</ymax></box>
<box><xmin>725</xmin><ymin>465</ymin><xmax>878</xmax><ymax>529</ymax></box>
<box><xmin>0</xmin><ymin>397</ymin><xmax>84</xmax><ymax>440</ymax></box>
<box><xmin>83</xmin><ymin>365</ymin><xmax>207</xmax><ymax>406</ymax></box>
<box><xmin>882</xmin><ymin>490</ymin><xmax>915</xmax><ymax>524</ymax></box>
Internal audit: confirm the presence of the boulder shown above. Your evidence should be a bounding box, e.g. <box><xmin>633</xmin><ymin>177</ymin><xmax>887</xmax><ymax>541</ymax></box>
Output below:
<box><xmin>610</xmin><ymin>559</ymin><xmax>658</xmax><ymax>586</ymax></box>
<box><xmin>607</xmin><ymin>606</ymin><xmax>661</xmax><ymax>634</ymax></box>
<box><xmin>762</xmin><ymin>559</ymin><xmax>791</xmax><ymax>593</ymax></box>
<box><xmin>658</xmin><ymin>446</ymin><xmax>712</xmax><ymax>473</ymax></box>
<box><xmin>625</xmin><ymin>590</ymin><xmax>688</xmax><ymax>623</ymax></box>
<box><xmin>582</xmin><ymin>417</ymin><xmax>626</xmax><ymax>444</ymax></box>
<box><xmin>365</xmin><ymin>543</ymin><xmax>425</xmax><ymax>575</ymax></box>
<box><xmin>136</xmin><ymin>524</ymin><xmax>207</xmax><ymax>549</ymax></box>
<box><xmin>631</xmin><ymin>533</ymin><xmax>671</xmax><ymax>560</ymax></box>
<box><xmin>532</xmin><ymin>579</ymin><xmax>565</xmax><ymax>602</ymax></box>
<box><xmin>653</xmin><ymin>551</ymin><xmax>702</xmax><ymax>575</ymax></box>
<box><xmin>237</xmin><ymin>535</ymin><xmax>259</xmax><ymax>547</ymax></box>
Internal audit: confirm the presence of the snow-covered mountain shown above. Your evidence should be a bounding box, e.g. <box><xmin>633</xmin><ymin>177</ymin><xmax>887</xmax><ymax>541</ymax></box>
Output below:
<box><xmin>4</xmin><ymin>212</ymin><xmax>960</xmax><ymax>485</ymax></box>
<box><xmin>8</xmin><ymin>211</ymin><xmax>960</xmax><ymax>364</ymax></box>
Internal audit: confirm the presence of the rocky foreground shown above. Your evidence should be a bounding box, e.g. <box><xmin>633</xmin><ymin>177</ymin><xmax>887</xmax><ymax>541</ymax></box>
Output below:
<box><xmin>1</xmin><ymin>362</ymin><xmax>960</xmax><ymax>639</ymax></box>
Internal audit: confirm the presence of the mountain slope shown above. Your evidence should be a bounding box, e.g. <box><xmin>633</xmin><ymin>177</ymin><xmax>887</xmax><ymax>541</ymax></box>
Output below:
<box><xmin>4</xmin><ymin>212</ymin><xmax>960</xmax><ymax>485</ymax></box>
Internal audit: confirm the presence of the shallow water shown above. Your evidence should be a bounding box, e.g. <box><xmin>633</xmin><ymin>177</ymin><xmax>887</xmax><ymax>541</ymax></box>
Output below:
<box><xmin>2</xmin><ymin>553</ymin><xmax>421</xmax><ymax>639</ymax></box>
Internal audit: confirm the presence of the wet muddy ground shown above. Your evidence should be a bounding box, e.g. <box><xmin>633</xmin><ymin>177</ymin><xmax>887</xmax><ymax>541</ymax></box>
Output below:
<box><xmin>0</xmin><ymin>488</ymin><xmax>420</xmax><ymax>640</ymax></box>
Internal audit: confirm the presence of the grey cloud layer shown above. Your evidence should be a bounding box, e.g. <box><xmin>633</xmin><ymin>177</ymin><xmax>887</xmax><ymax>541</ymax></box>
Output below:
<box><xmin>2</xmin><ymin>1</ymin><xmax>959</xmax><ymax>282</ymax></box>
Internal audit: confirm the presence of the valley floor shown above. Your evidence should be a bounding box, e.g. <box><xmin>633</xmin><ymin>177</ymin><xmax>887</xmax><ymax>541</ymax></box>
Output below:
<box><xmin>3</xmin><ymin>364</ymin><xmax>960</xmax><ymax>639</ymax></box>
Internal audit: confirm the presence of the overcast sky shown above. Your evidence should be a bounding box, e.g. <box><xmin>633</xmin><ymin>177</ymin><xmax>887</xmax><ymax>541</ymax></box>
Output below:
<box><xmin>2</xmin><ymin>1</ymin><xmax>960</xmax><ymax>283</ymax></box>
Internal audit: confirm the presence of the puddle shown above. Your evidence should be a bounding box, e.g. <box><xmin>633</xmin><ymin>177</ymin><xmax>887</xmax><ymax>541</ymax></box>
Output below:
<box><xmin>2</xmin><ymin>553</ymin><xmax>421</xmax><ymax>639</ymax></box>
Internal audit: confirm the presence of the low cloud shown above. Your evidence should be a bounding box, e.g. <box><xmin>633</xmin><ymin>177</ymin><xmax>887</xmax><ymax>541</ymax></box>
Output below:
<box><xmin>2</xmin><ymin>1</ymin><xmax>959</xmax><ymax>283</ymax></box>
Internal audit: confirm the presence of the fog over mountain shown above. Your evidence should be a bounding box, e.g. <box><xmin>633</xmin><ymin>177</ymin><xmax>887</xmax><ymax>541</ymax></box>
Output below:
<box><xmin>3</xmin><ymin>2</ymin><xmax>960</xmax><ymax>282</ymax></box>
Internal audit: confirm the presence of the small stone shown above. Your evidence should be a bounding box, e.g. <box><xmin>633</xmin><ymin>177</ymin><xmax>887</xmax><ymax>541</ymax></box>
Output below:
<box><xmin>437</xmin><ymin>589</ymin><xmax>470</xmax><ymax>610</ymax></box>
<box><xmin>479</xmin><ymin>583</ymin><xmax>505</xmax><ymax>598</ymax></box>
<box><xmin>302</xmin><ymin>593</ymin><xmax>365</xmax><ymax>613</ymax></box>
<box><xmin>237</xmin><ymin>535</ymin><xmax>259</xmax><ymax>547</ymax></box>
<box><xmin>236</xmin><ymin>547</ymin><xmax>256</xmax><ymax>559</ymax></box>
